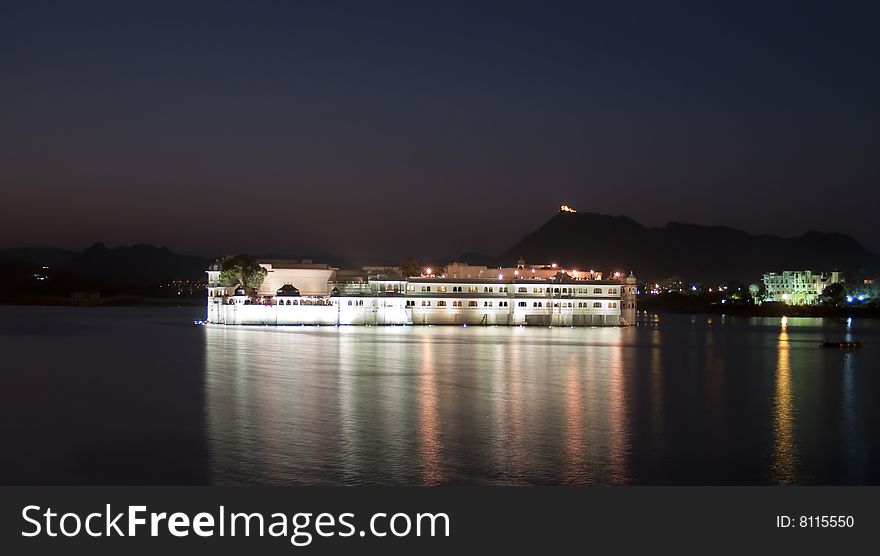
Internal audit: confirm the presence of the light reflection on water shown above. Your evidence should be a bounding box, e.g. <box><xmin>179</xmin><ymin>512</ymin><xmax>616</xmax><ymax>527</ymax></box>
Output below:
<box><xmin>772</xmin><ymin>322</ymin><xmax>797</xmax><ymax>484</ymax></box>
<box><xmin>5</xmin><ymin>307</ymin><xmax>878</xmax><ymax>485</ymax></box>
<box><xmin>202</xmin><ymin>315</ymin><xmax>880</xmax><ymax>485</ymax></box>
<box><xmin>205</xmin><ymin>325</ymin><xmax>634</xmax><ymax>485</ymax></box>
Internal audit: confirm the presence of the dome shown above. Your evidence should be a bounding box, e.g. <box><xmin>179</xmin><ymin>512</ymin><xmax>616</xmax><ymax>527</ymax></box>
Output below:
<box><xmin>276</xmin><ymin>284</ymin><xmax>301</xmax><ymax>297</ymax></box>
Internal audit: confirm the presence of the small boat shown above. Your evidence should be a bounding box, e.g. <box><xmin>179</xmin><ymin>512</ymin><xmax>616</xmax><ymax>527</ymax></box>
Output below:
<box><xmin>820</xmin><ymin>341</ymin><xmax>861</xmax><ymax>349</ymax></box>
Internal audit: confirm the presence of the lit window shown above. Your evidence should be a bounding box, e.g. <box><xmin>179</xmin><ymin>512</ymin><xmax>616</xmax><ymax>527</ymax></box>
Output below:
<box><xmin>438</xmin><ymin>286</ymin><xmax>447</xmax><ymax>293</ymax></box>
<box><xmin>468</xmin><ymin>301</ymin><xmax>477</xmax><ymax>307</ymax></box>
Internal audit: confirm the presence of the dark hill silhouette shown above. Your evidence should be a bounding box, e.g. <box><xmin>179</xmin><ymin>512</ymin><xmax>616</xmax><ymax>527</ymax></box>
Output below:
<box><xmin>65</xmin><ymin>243</ymin><xmax>212</xmax><ymax>285</ymax></box>
<box><xmin>495</xmin><ymin>211</ymin><xmax>880</xmax><ymax>282</ymax></box>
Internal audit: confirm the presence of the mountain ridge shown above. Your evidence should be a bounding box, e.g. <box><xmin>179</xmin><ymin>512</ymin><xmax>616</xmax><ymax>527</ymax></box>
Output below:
<box><xmin>493</xmin><ymin>211</ymin><xmax>879</xmax><ymax>282</ymax></box>
<box><xmin>2</xmin><ymin>211</ymin><xmax>877</xmax><ymax>285</ymax></box>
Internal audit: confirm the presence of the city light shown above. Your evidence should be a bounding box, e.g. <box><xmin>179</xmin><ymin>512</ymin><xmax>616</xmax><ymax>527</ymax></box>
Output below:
<box><xmin>559</xmin><ymin>204</ymin><xmax>577</xmax><ymax>213</ymax></box>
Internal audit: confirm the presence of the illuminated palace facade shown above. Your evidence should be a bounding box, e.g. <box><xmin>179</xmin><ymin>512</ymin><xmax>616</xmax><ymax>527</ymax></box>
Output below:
<box><xmin>762</xmin><ymin>270</ymin><xmax>842</xmax><ymax>305</ymax></box>
<box><xmin>206</xmin><ymin>258</ymin><xmax>637</xmax><ymax>327</ymax></box>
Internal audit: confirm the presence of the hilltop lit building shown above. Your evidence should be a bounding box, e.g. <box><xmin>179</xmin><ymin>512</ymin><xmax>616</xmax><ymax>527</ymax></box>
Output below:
<box><xmin>206</xmin><ymin>258</ymin><xmax>637</xmax><ymax>326</ymax></box>
<box><xmin>762</xmin><ymin>270</ymin><xmax>842</xmax><ymax>305</ymax></box>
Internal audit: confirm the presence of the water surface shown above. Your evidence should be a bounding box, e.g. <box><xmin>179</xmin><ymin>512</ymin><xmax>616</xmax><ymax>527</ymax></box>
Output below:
<box><xmin>1</xmin><ymin>307</ymin><xmax>876</xmax><ymax>485</ymax></box>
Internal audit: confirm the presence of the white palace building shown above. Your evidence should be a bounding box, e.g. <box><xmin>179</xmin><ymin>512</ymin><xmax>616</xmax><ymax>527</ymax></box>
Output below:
<box><xmin>206</xmin><ymin>259</ymin><xmax>637</xmax><ymax>327</ymax></box>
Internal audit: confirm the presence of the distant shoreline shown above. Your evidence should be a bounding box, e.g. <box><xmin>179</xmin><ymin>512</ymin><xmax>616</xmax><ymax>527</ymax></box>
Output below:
<box><xmin>638</xmin><ymin>297</ymin><xmax>880</xmax><ymax>319</ymax></box>
<box><xmin>0</xmin><ymin>295</ymin><xmax>204</xmax><ymax>307</ymax></box>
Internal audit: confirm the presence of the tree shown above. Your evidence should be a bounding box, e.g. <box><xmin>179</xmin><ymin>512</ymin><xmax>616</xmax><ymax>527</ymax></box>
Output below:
<box><xmin>219</xmin><ymin>255</ymin><xmax>268</xmax><ymax>295</ymax></box>
<box><xmin>822</xmin><ymin>282</ymin><xmax>845</xmax><ymax>306</ymax></box>
<box><xmin>399</xmin><ymin>257</ymin><xmax>420</xmax><ymax>278</ymax></box>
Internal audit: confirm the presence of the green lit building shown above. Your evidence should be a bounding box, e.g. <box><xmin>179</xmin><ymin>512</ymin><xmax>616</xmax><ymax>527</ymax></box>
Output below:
<box><xmin>762</xmin><ymin>270</ymin><xmax>842</xmax><ymax>305</ymax></box>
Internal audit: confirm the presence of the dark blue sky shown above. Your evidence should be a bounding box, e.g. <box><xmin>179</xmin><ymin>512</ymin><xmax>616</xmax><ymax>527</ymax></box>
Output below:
<box><xmin>2</xmin><ymin>1</ymin><xmax>878</xmax><ymax>259</ymax></box>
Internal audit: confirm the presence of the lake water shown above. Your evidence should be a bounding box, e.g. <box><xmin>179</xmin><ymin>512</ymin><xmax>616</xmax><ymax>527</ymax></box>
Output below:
<box><xmin>1</xmin><ymin>306</ymin><xmax>877</xmax><ymax>485</ymax></box>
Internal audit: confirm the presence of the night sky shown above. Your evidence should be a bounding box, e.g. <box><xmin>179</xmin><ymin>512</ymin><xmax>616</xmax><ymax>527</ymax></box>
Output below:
<box><xmin>3</xmin><ymin>1</ymin><xmax>879</xmax><ymax>260</ymax></box>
